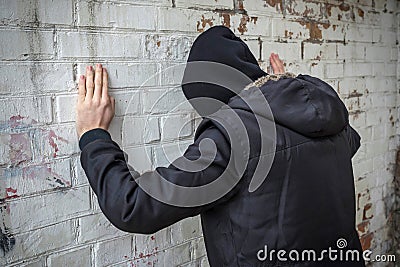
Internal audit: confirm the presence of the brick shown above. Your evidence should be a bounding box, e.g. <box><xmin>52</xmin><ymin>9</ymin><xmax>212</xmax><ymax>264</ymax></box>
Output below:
<box><xmin>174</xmin><ymin>0</ymin><xmax>233</xmax><ymax>9</ymax></box>
<box><xmin>124</xmin><ymin>146</ymin><xmax>153</xmax><ymax>173</ymax></box>
<box><xmin>57</xmin><ymin>32</ymin><xmax>141</xmax><ymax>59</ymax></box>
<box><xmin>343</xmin><ymin>62</ymin><xmax>373</xmax><ymax>77</ymax></box>
<box><xmin>94</xmin><ymin>236</ymin><xmax>132</xmax><ymax>267</ymax></box>
<box><xmin>243</xmin><ymin>39</ymin><xmax>261</xmax><ymax>61</ymax></box>
<box><xmin>143</xmin><ymin>88</ymin><xmax>193</xmax><ymax>115</ymax></box>
<box><xmin>3</xmin><ymin>186</ymin><xmax>90</xmax><ymax>232</ymax></box>
<box><xmin>271</xmin><ymin>18</ymin><xmax>310</xmax><ymax>40</ymax></box>
<box><xmin>134</xmin><ymin>227</ymin><xmax>170</xmax><ymax>258</ymax></box>
<box><xmin>0</xmin><ymin>0</ymin><xmax>73</xmax><ymax>25</ymax></box>
<box><xmin>160</xmin><ymin>63</ymin><xmax>186</xmax><ymax>86</ymax></box>
<box><xmin>0</xmin><ymin>29</ymin><xmax>54</xmax><ymax>60</ymax></box>
<box><xmin>1</xmin><ymin>158</ymin><xmax>72</xmax><ymax>199</ymax></box>
<box><xmin>54</xmin><ymin>94</ymin><xmax>77</xmax><ymax>123</ymax></box>
<box><xmin>302</xmin><ymin>42</ymin><xmax>337</xmax><ymax>60</ymax></box>
<box><xmin>108</xmin><ymin>116</ymin><xmax>123</xmax><ymax>145</ymax></box>
<box><xmin>77</xmin><ymin>1</ymin><xmax>156</xmax><ymax>30</ymax></box>
<box><xmin>366</xmin><ymin>46</ymin><xmax>391</xmax><ymax>61</ymax></box>
<box><xmin>169</xmin><ymin>216</ymin><xmax>201</xmax><ymax>246</ymax></box>
<box><xmin>229</xmin><ymin>14</ymin><xmax>272</xmax><ymax>36</ymax></box>
<box><xmin>337</xmin><ymin>44</ymin><xmax>365</xmax><ymax>60</ymax></box>
<box><xmin>345</xmin><ymin>25</ymin><xmax>373</xmax><ymax>43</ymax></box>
<box><xmin>191</xmin><ymin>237</ymin><xmax>207</xmax><ymax>260</ymax></box>
<box><xmin>0</xmin><ymin>63</ymin><xmax>74</xmax><ymax>94</ymax></box>
<box><xmin>71</xmin><ymin>155</ymin><xmax>89</xmax><ymax>186</ymax></box>
<box><xmin>153</xmin><ymin>141</ymin><xmax>192</xmax><ymax>167</ymax></box>
<box><xmin>365</xmin><ymin>78</ymin><xmax>395</xmax><ymax>93</ymax></box>
<box><xmin>47</xmin><ymin>246</ymin><xmax>91</xmax><ymax>267</ymax></box>
<box><xmin>0</xmin><ymin>96</ymin><xmax>52</xmax><ymax>124</ymax></box>
<box><xmin>310</xmin><ymin>61</ymin><xmax>325</xmax><ymax>79</ymax></box>
<box><xmin>78</xmin><ymin>213</ymin><xmax>127</xmax><ymax>243</ymax></box>
<box><xmin>237</xmin><ymin>0</ymin><xmax>277</xmax><ymax>15</ymax></box>
<box><xmin>325</xmin><ymin>63</ymin><xmax>344</xmax><ymax>78</ymax></box>
<box><xmin>262</xmin><ymin>41</ymin><xmax>301</xmax><ymax>62</ymax></box>
<box><xmin>320</xmin><ymin>23</ymin><xmax>346</xmax><ymax>41</ymax></box>
<box><xmin>161</xmin><ymin>113</ymin><xmax>193</xmax><ymax>140</ymax></box>
<box><xmin>31</xmin><ymin>124</ymin><xmax>80</xmax><ymax>161</ymax></box>
<box><xmin>144</xmin><ymin>34</ymin><xmax>194</xmax><ymax>61</ymax></box>
<box><xmin>122</xmin><ymin>116</ymin><xmax>160</xmax><ymax>146</ymax></box>
<box><xmin>77</xmin><ymin>63</ymin><xmax>158</xmax><ymax>88</ymax></box>
<box><xmin>56</xmin><ymin>92</ymin><xmax>130</xmax><ymax>131</ymax></box>
<box><xmin>158</xmin><ymin>8</ymin><xmax>219</xmax><ymax>33</ymax></box>
<box><xmin>0</xmin><ymin>132</ymin><xmax>32</xmax><ymax>166</ymax></box>
<box><xmin>4</xmin><ymin>221</ymin><xmax>75</xmax><ymax>264</ymax></box>
<box><xmin>161</xmin><ymin>241</ymin><xmax>191</xmax><ymax>266</ymax></box>
<box><xmin>337</xmin><ymin>78</ymin><xmax>366</xmax><ymax>96</ymax></box>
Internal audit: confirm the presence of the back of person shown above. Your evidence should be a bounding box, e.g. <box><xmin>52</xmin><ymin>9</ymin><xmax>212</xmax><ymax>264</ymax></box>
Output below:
<box><xmin>77</xmin><ymin>25</ymin><xmax>365</xmax><ymax>267</ymax></box>
<box><xmin>185</xmin><ymin>26</ymin><xmax>365</xmax><ymax>266</ymax></box>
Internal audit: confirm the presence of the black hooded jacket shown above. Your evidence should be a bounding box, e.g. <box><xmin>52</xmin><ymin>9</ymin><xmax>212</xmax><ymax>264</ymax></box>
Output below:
<box><xmin>79</xmin><ymin>26</ymin><xmax>364</xmax><ymax>266</ymax></box>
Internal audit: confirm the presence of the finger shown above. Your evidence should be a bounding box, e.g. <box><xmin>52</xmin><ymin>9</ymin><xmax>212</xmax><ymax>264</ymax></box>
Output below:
<box><xmin>270</xmin><ymin>56</ymin><xmax>279</xmax><ymax>74</ymax></box>
<box><xmin>102</xmin><ymin>68</ymin><xmax>109</xmax><ymax>99</ymax></box>
<box><xmin>78</xmin><ymin>75</ymin><xmax>86</xmax><ymax>102</ymax></box>
<box><xmin>110</xmin><ymin>96</ymin><xmax>115</xmax><ymax>112</ymax></box>
<box><xmin>85</xmin><ymin>66</ymin><xmax>94</xmax><ymax>100</ymax></box>
<box><xmin>94</xmin><ymin>63</ymin><xmax>103</xmax><ymax>101</ymax></box>
<box><xmin>273</xmin><ymin>54</ymin><xmax>284</xmax><ymax>73</ymax></box>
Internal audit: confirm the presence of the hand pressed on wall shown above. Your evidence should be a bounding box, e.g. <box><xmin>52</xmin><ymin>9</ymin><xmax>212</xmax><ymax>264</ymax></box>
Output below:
<box><xmin>75</xmin><ymin>64</ymin><xmax>115</xmax><ymax>139</ymax></box>
<box><xmin>269</xmin><ymin>53</ymin><xmax>285</xmax><ymax>74</ymax></box>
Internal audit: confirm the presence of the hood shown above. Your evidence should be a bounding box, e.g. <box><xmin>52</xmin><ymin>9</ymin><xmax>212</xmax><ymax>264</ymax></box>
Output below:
<box><xmin>182</xmin><ymin>26</ymin><xmax>267</xmax><ymax>117</ymax></box>
<box><xmin>182</xmin><ymin>26</ymin><xmax>348</xmax><ymax>138</ymax></box>
<box><xmin>233</xmin><ymin>74</ymin><xmax>349</xmax><ymax>138</ymax></box>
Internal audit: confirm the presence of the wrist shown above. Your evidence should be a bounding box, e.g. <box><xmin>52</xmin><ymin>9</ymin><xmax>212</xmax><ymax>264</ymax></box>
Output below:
<box><xmin>79</xmin><ymin>128</ymin><xmax>112</xmax><ymax>151</ymax></box>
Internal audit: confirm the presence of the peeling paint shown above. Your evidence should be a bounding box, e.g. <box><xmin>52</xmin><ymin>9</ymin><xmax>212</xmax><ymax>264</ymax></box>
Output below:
<box><xmin>48</xmin><ymin>130</ymin><xmax>69</xmax><ymax>158</ymax></box>
<box><xmin>197</xmin><ymin>15</ymin><xmax>214</xmax><ymax>33</ymax></box>
<box><xmin>221</xmin><ymin>13</ymin><xmax>231</xmax><ymax>28</ymax></box>
<box><xmin>238</xmin><ymin>15</ymin><xmax>249</xmax><ymax>35</ymax></box>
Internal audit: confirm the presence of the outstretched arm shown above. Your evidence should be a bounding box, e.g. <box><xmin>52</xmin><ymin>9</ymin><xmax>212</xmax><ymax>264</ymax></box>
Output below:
<box><xmin>76</xmin><ymin>65</ymin><xmax>239</xmax><ymax>234</ymax></box>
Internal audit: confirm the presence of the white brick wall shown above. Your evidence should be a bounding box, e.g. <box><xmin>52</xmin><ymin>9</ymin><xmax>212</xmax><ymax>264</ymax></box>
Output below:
<box><xmin>0</xmin><ymin>0</ymin><xmax>398</xmax><ymax>266</ymax></box>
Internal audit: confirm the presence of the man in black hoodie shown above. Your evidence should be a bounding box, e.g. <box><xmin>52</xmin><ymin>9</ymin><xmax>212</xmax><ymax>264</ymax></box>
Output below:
<box><xmin>76</xmin><ymin>26</ymin><xmax>365</xmax><ymax>266</ymax></box>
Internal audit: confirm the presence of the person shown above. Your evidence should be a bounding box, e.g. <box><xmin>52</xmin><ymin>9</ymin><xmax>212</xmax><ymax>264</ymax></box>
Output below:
<box><xmin>76</xmin><ymin>26</ymin><xmax>365</xmax><ymax>266</ymax></box>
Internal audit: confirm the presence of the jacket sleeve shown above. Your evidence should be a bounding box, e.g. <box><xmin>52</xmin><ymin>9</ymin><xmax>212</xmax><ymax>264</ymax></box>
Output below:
<box><xmin>79</xmin><ymin>122</ymin><xmax>238</xmax><ymax>234</ymax></box>
<box><xmin>344</xmin><ymin>124</ymin><xmax>361</xmax><ymax>158</ymax></box>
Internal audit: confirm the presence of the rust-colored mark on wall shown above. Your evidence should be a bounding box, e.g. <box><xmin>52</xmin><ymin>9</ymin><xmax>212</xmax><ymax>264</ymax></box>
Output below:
<box><xmin>238</xmin><ymin>15</ymin><xmax>250</xmax><ymax>35</ymax></box>
<box><xmin>348</xmin><ymin>90</ymin><xmax>363</xmax><ymax>98</ymax></box>
<box><xmin>238</xmin><ymin>0</ymin><xmax>244</xmax><ymax>10</ymax></box>
<box><xmin>265</xmin><ymin>0</ymin><xmax>283</xmax><ymax>11</ymax></box>
<box><xmin>251</xmin><ymin>17</ymin><xmax>258</xmax><ymax>24</ymax></box>
<box><xmin>197</xmin><ymin>15</ymin><xmax>214</xmax><ymax>33</ymax></box>
<box><xmin>285</xmin><ymin>30</ymin><xmax>294</xmax><ymax>39</ymax></box>
<box><xmin>360</xmin><ymin>232</ymin><xmax>373</xmax><ymax>250</ymax></box>
<box><xmin>358</xmin><ymin>8</ymin><xmax>364</xmax><ymax>18</ymax></box>
<box><xmin>357</xmin><ymin>220</ymin><xmax>370</xmax><ymax>234</ymax></box>
<box><xmin>156</xmin><ymin>41</ymin><xmax>161</xmax><ymax>47</ymax></box>
<box><xmin>221</xmin><ymin>13</ymin><xmax>231</xmax><ymax>28</ymax></box>
<box><xmin>363</xmin><ymin>203</ymin><xmax>373</xmax><ymax>220</ymax></box>
<box><xmin>297</xmin><ymin>20</ymin><xmax>330</xmax><ymax>41</ymax></box>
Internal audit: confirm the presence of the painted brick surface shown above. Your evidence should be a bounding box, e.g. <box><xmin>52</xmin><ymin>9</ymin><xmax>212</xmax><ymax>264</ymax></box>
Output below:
<box><xmin>0</xmin><ymin>0</ymin><xmax>399</xmax><ymax>266</ymax></box>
